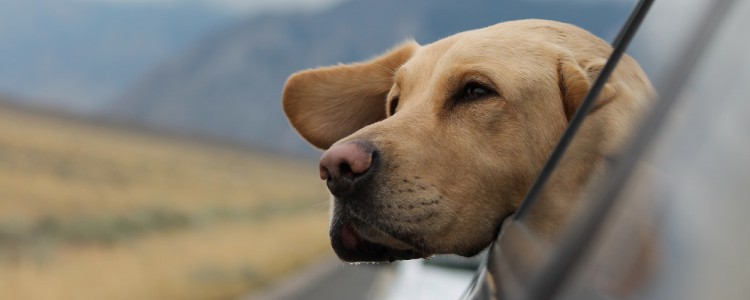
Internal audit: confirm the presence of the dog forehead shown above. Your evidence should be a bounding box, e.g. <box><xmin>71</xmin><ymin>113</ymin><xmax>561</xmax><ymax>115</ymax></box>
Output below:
<box><xmin>391</xmin><ymin>19</ymin><xmax>598</xmax><ymax>107</ymax></box>
<box><xmin>395</xmin><ymin>31</ymin><xmax>553</xmax><ymax>96</ymax></box>
<box><xmin>400</xmin><ymin>23</ymin><xmax>560</xmax><ymax>78</ymax></box>
<box><xmin>395</xmin><ymin>42</ymin><xmax>490</xmax><ymax>86</ymax></box>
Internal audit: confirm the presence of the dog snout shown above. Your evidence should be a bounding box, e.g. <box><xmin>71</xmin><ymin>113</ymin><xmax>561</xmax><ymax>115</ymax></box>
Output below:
<box><xmin>319</xmin><ymin>140</ymin><xmax>376</xmax><ymax>197</ymax></box>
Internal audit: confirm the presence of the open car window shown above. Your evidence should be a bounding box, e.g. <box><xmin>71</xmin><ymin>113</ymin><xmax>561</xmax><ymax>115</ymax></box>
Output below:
<box><xmin>465</xmin><ymin>0</ymin><xmax>750</xmax><ymax>299</ymax></box>
<box><xmin>551</xmin><ymin>1</ymin><xmax>750</xmax><ymax>299</ymax></box>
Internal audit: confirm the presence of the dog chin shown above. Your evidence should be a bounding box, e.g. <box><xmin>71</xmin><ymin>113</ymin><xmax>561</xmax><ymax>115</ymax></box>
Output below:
<box><xmin>330</xmin><ymin>218</ymin><xmax>429</xmax><ymax>262</ymax></box>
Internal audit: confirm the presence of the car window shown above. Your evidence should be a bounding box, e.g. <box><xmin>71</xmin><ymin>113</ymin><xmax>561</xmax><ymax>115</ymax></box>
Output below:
<box><xmin>552</xmin><ymin>1</ymin><xmax>750</xmax><ymax>299</ymax></box>
<box><xmin>463</xmin><ymin>0</ymin><xmax>648</xmax><ymax>297</ymax></box>
<box><xmin>466</xmin><ymin>0</ymin><xmax>748</xmax><ymax>299</ymax></box>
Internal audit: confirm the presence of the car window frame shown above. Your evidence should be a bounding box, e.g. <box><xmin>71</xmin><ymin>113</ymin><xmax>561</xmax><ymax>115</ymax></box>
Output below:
<box><xmin>463</xmin><ymin>0</ymin><xmax>739</xmax><ymax>298</ymax></box>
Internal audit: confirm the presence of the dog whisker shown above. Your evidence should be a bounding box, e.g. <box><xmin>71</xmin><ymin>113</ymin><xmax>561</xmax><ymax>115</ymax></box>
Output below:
<box><xmin>432</xmin><ymin>196</ymin><xmax>460</xmax><ymax>217</ymax></box>
<box><xmin>311</xmin><ymin>199</ymin><xmax>330</xmax><ymax>210</ymax></box>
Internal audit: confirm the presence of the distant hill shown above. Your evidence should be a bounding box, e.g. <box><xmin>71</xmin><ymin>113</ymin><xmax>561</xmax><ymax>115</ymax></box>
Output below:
<box><xmin>0</xmin><ymin>0</ymin><xmax>232</xmax><ymax>112</ymax></box>
<box><xmin>109</xmin><ymin>0</ymin><xmax>635</xmax><ymax>157</ymax></box>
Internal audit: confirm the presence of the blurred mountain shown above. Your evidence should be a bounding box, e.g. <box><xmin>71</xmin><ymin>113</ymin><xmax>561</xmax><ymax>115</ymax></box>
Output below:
<box><xmin>109</xmin><ymin>0</ymin><xmax>635</xmax><ymax>156</ymax></box>
<box><xmin>0</xmin><ymin>0</ymin><xmax>233</xmax><ymax>112</ymax></box>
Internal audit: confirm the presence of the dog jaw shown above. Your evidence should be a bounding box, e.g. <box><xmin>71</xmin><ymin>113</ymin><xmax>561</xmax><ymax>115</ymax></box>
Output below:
<box><xmin>329</xmin><ymin>210</ymin><xmax>430</xmax><ymax>262</ymax></box>
<box><xmin>324</xmin><ymin>155</ymin><xmax>506</xmax><ymax>262</ymax></box>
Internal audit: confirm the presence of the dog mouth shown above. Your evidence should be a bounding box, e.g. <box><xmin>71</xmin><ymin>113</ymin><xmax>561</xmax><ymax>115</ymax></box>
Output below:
<box><xmin>331</xmin><ymin>217</ymin><xmax>428</xmax><ymax>262</ymax></box>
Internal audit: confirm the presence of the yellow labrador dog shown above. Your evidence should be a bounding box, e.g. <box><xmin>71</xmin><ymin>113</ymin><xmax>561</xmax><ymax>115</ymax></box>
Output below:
<box><xmin>282</xmin><ymin>19</ymin><xmax>652</xmax><ymax>262</ymax></box>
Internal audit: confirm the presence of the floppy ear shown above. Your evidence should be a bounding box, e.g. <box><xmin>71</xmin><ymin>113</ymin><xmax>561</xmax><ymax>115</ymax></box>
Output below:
<box><xmin>282</xmin><ymin>41</ymin><xmax>419</xmax><ymax>149</ymax></box>
<box><xmin>558</xmin><ymin>57</ymin><xmax>616</xmax><ymax>121</ymax></box>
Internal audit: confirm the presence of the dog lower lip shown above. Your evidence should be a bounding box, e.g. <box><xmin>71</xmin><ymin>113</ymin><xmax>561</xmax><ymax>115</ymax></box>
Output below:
<box><xmin>331</xmin><ymin>217</ymin><xmax>427</xmax><ymax>262</ymax></box>
<box><xmin>350</xmin><ymin>219</ymin><xmax>414</xmax><ymax>250</ymax></box>
<box><xmin>341</xmin><ymin>221</ymin><xmax>359</xmax><ymax>250</ymax></box>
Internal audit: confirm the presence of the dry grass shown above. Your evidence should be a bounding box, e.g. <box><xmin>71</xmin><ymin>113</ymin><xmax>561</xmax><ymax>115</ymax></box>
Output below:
<box><xmin>0</xmin><ymin>215</ymin><xmax>330</xmax><ymax>300</ymax></box>
<box><xmin>0</xmin><ymin>107</ymin><xmax>333</xmax><ymax>299</ymax></box>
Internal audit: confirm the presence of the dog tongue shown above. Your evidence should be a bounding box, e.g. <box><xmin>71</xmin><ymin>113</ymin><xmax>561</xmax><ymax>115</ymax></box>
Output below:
<box><xmin>341</xmin><ymin>222</ymin><xmax>359</xmax><ymax>251</ymax></box>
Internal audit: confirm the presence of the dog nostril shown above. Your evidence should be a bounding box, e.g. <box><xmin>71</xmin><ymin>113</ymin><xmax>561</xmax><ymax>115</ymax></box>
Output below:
<box><xmin>339</xmin><ymin>163</ymin><xmax>355</xmax><ymax>178</ymax></box>
<box><xmin>318</xmin><ymin>141</ymin><xmax>377</xmax><ymax>197</ymax></box>
<box><xmin>319</xmin><ymin>165</ymin><xmax>331</xmax><ymax>180</ymax></box>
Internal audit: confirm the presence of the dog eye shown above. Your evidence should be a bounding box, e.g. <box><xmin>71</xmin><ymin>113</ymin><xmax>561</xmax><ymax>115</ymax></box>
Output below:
<box><xmin>459</xmin><ymin>82</ymin><xmax>496</xmax><ymax>101</ymax></box>
<box><xmin>388</xmin><ymin>96</ymin><xmax>399</xmax><ymax>116</ymax></box>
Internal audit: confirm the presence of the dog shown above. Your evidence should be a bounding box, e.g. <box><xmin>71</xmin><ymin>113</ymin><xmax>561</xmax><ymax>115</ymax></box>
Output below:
<box><xmin>282</xmin><ymin>19</ymin><xmax>653</xmax><ymax>262</ymax></box>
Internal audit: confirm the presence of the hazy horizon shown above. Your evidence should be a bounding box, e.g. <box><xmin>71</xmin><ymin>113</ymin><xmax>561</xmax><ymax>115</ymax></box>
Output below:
<box><xmin>0</xmin><ymin>0</ymin><xmax>349</xmax><ymax>111</ymax></box>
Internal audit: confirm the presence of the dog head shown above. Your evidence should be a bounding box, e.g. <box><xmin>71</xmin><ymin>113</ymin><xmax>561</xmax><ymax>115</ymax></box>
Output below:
<box><xmin>282</xmin><ymin>19</ymin><xmax>651</xmax><ymax>262</ymax></box>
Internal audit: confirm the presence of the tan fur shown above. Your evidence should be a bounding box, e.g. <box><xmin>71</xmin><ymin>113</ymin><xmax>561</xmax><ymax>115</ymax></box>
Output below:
<box><xmin>282</xmin><ymin>19</ymin><xmax>653</xmax><ymax>257</ymax></box>
<box><xmin>283</xmin><ymin>41</ymin><xmax>419</xmax><ymax>149</ymax></box>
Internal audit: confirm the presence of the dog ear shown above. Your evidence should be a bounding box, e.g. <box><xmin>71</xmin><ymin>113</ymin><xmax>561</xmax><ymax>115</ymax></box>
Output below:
<box><xmin>282</xmin><ymin>41</ymin><xmax>419</xmax><ymax>149</ymax></box>
<box><xmin>558</xmin><ymin>57</ymin><xmax>616</xmax><ymax>121</ymax></box>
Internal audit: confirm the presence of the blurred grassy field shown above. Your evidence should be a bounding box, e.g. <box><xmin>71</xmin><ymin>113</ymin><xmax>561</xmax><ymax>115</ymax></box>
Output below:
<box><xmin>0</xmin><ymin>106</ymin><xmax>332</xmax><ymax>300</ymax></box>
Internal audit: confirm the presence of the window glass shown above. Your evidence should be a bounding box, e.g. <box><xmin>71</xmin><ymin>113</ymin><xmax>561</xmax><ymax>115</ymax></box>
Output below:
<box><xmin>555</xmin><ymin>1</ymin><xmax>750</xmax><ymax>298</ymax></box>
<box><xmin>476</xmin><ymin>0</ymin><xmax>750</xmax><ymax>299</ymax></box>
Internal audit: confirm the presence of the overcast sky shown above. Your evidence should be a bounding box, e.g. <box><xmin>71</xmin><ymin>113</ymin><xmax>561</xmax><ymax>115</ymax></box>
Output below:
<box><xmin>71</xmin><ymin>0</ymin><xmax>348</xmax><ymax>15</ymax></box>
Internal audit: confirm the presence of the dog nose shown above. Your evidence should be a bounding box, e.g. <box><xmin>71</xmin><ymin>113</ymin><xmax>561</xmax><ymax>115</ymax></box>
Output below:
<box><xmin>319</xmin><ymin>141</ymin><xmax>375</xmax><ymax>197</ymax></box>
